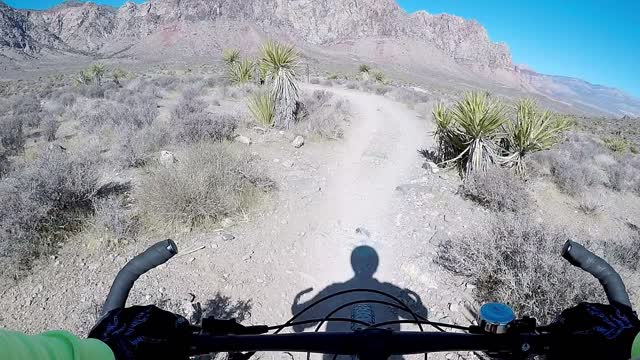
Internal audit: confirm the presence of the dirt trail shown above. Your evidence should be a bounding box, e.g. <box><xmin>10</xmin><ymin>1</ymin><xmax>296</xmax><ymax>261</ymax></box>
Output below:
<box><xmin>0</xmin><ymin>85</ymin><xmax>439</xmax><ymax>344</ymax></box>
<box><xmin>292</xmin><ymin>84</ymin><xmax>432</xmax><ymax>289</ymax></box>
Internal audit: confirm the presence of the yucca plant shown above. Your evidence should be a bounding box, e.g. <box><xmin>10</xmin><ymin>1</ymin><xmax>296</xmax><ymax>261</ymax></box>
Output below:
<box><xmin>248</xmin><ymin>91</ymin><xmax>275</xmax><ymax>127</ymax></box>
<box><xmin>75</xmin><ymin>70</ymin><xmax>93</xmax><ymax>85</ymax></box>
<box><xmin>372</xmin><ymin>71</ymin><xmax>385</xmax><ymax>83</ymax></box>
<box><xmin>442</xmin><ymin>92</ymin><xmax>506</xmax><ymax>176</ymax></box>
<box><xmin>228</xmin><ymin>58</ymin><xmax>255</xmax><ymax>84</ymax></box>
<box><xmin>259</xmin><ymin>40</ymin><xmax>299</xmax><ymax>129</ymax></box>
<box><xmin>90</xmin><ymin>63</ymin><xmax>106</xmax><ymax>85</ymax></box>
<box><xmin>432</xmin><ymin>103</ymin><xmax>464</xmax><ymax>162</ymax></box>
<box><xmin>505</xmin><ymin>99</ymin><xmax>571</xmax><ymax>174</ymax></box>
<box><xmin>112</xmin><ymin>68</ymin><xmax>128</xmax><ymax>86</ymax></box>
<box><xmin>359</xmin><ymin>64</ymin><xmax>371</xmax><ymax>73</ymax></box>
<box><xmin>222</xmin><ymin>48</ymin><xmax>240</xmax><ymax>66</ymax></box>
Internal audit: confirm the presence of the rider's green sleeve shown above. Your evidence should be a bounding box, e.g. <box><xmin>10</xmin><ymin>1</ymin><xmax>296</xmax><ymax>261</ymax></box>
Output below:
<box><xmin>0</xmin><ymin>329</ymin><xmax>114</xmax><ymax>360</ymax></box>
<box><xmin>632</xmin><ymin>331</ymin><xmax>640</xmax><ymax>359</ymax></box>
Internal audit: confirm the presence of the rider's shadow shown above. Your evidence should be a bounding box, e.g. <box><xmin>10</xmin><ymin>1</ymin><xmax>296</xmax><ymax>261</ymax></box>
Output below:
<box><xmin>291</xmin><ymin>245</ymin><xmax>429</xmax><ymax>359</ymax></box>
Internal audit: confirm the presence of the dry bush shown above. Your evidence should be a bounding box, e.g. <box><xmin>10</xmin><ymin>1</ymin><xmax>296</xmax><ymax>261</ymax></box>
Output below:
<box><xmin>577</xmin><ymin>192</ymin><xmax>603</xmax><ymax>215</ymax></box>
<box><xmin>309</xmin><ymin>78</ymin><xmax>320</xmax><ymax>85</ymax></box>
<box><xmin>138</xmin><ymin>142</ymin><xmax>269</xmax><ymax>227</ymax></box>
<box><xmin>0</xmin><ymin>147</ymin><xmax>100</xmax><ymax>274</ymax></box>
<box><xmin>0</xmin><ymin>115</ymin><xmax>25</xmax><ymax>154</ymax></box>
<box><xmin>59</xmin><ymin>92</ymin><xmax>76</xmax><ymax>107</ymax></box>
<box><xmin>436</xmin><ymin>213</ymin><xmax>606</xmax><ymax>324</ymax></box>
<box><xmin>116</xmin><ymin>122</ymin><xmax>171</xmax><ymax>168</ymax></box>
<box><xmin>293</xmin><ymin>90</ymin><xmax>349</xmax><ymax>139</ymax></box>
<box><xmin>151</xmin><ymin>75</ymin><xmax>181</xmax><ymax>90</ymax></box>
<box><xmin>42</xmin><ymin>112</ymin><xmax>61</xmax><ymax>141</ymax></box>
<box><xmin>171</xmin><ymin>97</ymin><xmax>238</xmax><ymax>143</ymax></box>
<box><xmin>91</xmin><ymin>196</ymin><xmax>139</xmax><ymax>241</ymax></box>
<box><xmin>72</xmin><ymin>93</ymin><xmax>158</xmax><ymax>133</ymax></box>
<box><xmin>0</xmin><ymin>152</ymin><xmax>10</xmax><ymax>178</ymax></box>
<box><xmin>459</xmin><ymin>167</ymin><xmax>532</xmax><ymax>212</ymax></box>
<box><xmin>606</xmin><ymin>162</ymin><xmax>640</xmax><ymax>193</ymax></box>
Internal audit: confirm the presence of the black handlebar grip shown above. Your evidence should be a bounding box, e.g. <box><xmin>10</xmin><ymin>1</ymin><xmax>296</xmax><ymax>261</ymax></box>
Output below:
<box><xmin>562</xmin><ymin>240</ymin><xmax>631</xmax><ymax>307</ymax></box>
<box><xmin>101</xmin><ymin>239</ymin><xmax>178</xmax><ymax>316</ymax></box>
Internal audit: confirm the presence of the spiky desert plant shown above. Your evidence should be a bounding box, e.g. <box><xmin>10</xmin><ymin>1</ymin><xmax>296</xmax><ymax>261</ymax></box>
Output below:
<box><xmin>372</xmin><ymin>71</ymin><xmax>385</xmax><ymax>83</ymax></box>
<box><xmin>75</xmin><ymin>70</ymin><xmax>93</xmax><ymax>85</ymax></box>
<box><xmin>248</xmin><ymin>91</ymin><xmax>275</xmax><ymax>127</ymax></box>
<box><xmin>506</xmin><ymin>99</ymin><xmax>571</xmax><ymax>174</ymax></box>
<box><xmin>112</xmin><ymin>68</ymin><xmax>128</xmax><ymax>86</ymax></box>
<box><xmin>448</xmin><ymin>92</ymin><xmax>506</xmax><ymax>175</ymax></box>
<box><xmin>90</xmin><ymin>63</ymin><xmax>106</xmax><ymax>85</ymax></box>
<box><xmin>359</xmin><ymin>64</ymin><xmax>371</xmax><ymax>73</ymax></box>
<box><xmin>228</xmin><ymin>58</ymin><xmax>255</xmax><ymax>84</ymax></box>
<box><xmin>259</xmin><ymin>40</ymin><xmax>299</xmax><ymax>129</ymax></box>
<box><xmin>222</xmin><ymin>48</ymin><xmax>240</xmax><ymax>66</ymax></box>
<box><xmin>432</xmin><ymin>103</ymin><xmax>464</xmax><ymax>162</ymax></box>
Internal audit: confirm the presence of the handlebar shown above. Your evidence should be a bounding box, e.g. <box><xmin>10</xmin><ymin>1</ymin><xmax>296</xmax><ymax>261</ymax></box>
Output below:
<box><xmin>101</xmin><ymin>239</ymin><xmax>178</xmax><ymax>316</ymax></box>
<box><xmin>562</xmin><ymin>240</ymin><xmax>631</xmax><ymax>307</ymax></box>
<box><xmin>187</xmin><ymin>331</ymin><xmax>562</xmax><ymax>357</ymax></box>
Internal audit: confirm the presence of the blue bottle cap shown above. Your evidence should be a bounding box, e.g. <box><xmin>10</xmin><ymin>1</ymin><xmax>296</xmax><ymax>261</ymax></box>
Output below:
<box><xmin>479</xmin><ymin>302</ymin><xmax>516</xmax><ymax>325</ymax></box>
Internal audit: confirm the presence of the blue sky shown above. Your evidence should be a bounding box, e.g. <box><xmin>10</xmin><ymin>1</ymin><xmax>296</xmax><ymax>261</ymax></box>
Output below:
<box><xmin>7</xmin><ymin>0</ymin><xmax>640</xmax><ymax>98</ymax></box>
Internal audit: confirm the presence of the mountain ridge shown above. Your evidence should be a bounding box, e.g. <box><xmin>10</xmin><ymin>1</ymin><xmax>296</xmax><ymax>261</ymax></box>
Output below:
<box><xmin>1</xmin><ymin>0</ymin><xmax>638</xmax><ymax>116</ymax></box>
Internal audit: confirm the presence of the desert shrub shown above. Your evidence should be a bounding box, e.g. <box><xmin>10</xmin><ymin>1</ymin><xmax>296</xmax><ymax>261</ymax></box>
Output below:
<box><xmin>42</xmin><ymin>113</ymin><xmax>61</xmax><ymax>141</ymax></box>
<box><xmin>116</xmin><ymin>123</ymin><xmax>171</xmax><ymax>168</ymax></box>
<box><xmin>11</xmin><ymin>96</ymin><xmax>42</xmax><ymax>116</ymax></box>
<box><xmin>0</xmin><ymin>148</ymin><xmax>99</xmax><ymax>273</ymax></box>
<box><xmin>151</xmin><ymin>75</ymin><xmax>181</xmax><ymax>90</ymax></box>
<box><xmin>606</xmin><ymin>163</ymin><xmax>640</xmax><ymax>193</ymax></box>
<box><xmin>138</xmin><ymin>142</ymin><xmax>268</xmax><ymax>226</ymax></box>
<box><xmin>59</xmin><ymin>92</ymin><xmax>76</xmax><ymax>107</ymax></box>
<box><xmin>174</xmin><ymin>112</ymin><xmax>238</xmax><ymax>144</ymax></box>
<box><xmin>0</xmin><ymin>115</ymin><xmax>25</xmax><ymax>154</ymax></box>
<box><xmin>227</xmin><ymin>58</ymin><xmax>255</xmax><ymax>84</ymax></box>
<box><xmin>77</xmin><ymin>84</ymin><xmax>106</xmax><ymax>98</ymax></box>
<box><xmin>92</xmin><ymin>196</ymin><xmax>139</xmax><ymax>241</ymax></box>
<box><xmin>111</xmin><ymin>68</ymin><xmax>128</xmax><ymax>86</ymax></box>
<box><xmin>248</xmin><ymin>91</ymin><xmax>275</xmax><ymax>127</ymax></box>
<box><xmin>222</xmin><ymin>48</ymin><xmax>240</xmax><ymax>66</ymax></box>
<box><xmin>346</xmin><ymin>81</ymin><xmax>358</xmax><ymax>90</ymax></box>
<box><xmin>372</xmin><ymin>71</ymin><xmax>385</xmax><ymax>83</ymax></box>
<box><xmin>171</xmin><ymin>97</ymin><xmax>207</xmax><ymax>120</ymax></box>
<box><xmin>459</xmin><ymin>167</ymin><xmax>531</xmax><ymax>212</ymax></box>
<box><xmin>603</xmin><ymin>137</ymin><xmax>628</xmax><ymax>152</ymax></box>
<box><xmin>293</xmin><ymin>90</ymin><xmax>348</xmax><ymax>139</ymax></box>
<box><xmin>505</xmin><ymin>99</ymin><xmax>571</xmax><ymax>174</ymax></box>
<box><xmin>436</xmin><ymin>213</ymin><xmax>604</xmax><ymax>324</ymax></box>
<box><xmin>0</xmin><ymin>152</ymin><xmax>10</xmax><ymax>178</ymax></box>
<box><xmin>577</xmin><ymin>192</ymin><xmax>602</xmax><ymax>215</ymax></box>
<box><xmin>309</xmin><ymin>78</ymin><xmax>320</xmax><ymax>85</ymax></box>
<box><xmin>182</xmin><ymin>82</ymin><xmax>205</xmax><ymax>99</ymax></box>
<box><xmin>358</xmin><ymin>64</ymin><xmax>371</xmax><ymax>74</ymax></box>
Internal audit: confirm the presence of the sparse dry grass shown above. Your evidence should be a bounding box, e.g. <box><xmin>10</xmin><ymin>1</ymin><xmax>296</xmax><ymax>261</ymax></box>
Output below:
<box><xmin>459</xmin><ymin>167</ymin><xmax>532</xmax><ymax>212</ymax></box>
<box><xmin>436</xmin><ymin>213</ymin><xmax>638</xmax><ymax>324</ymax></box>
<box><xmin>137</xmin><ymin>142</ymin><xmax>270</xmax><ymax>228</ymax></box>
<box><xmin>293</xmin><ymin>90</ymin><xmax>350</xmax><ymax>139</ymax></box>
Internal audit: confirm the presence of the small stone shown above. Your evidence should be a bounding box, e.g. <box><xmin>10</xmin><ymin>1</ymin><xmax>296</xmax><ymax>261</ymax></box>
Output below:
<box><xmin>291</xmin><ymin>135</ymin><xmax>305</xmax><ymax>148</ymax></box>
<box><xmin>221</xmin><ymin>233</ymin><xmax>235</xmax><ymax>241</ymax></box>
<box><xmin>273</xmin><ymin>158</ymin><xmax>280</xmax><ymax>163</ymax></box>
<box><xmin>159</xmin><ymin>150</ymin><xmax>177</xmax><ymax>167</ymax></box>
<box><xmin>449</xmin><ymin>303</ymin><xmax>460</xmax><ymax>312</ymax></box>
<box><xmin>235</xmin><ymin>135</ymin><xmax>252</xmax><ymax>145</ymax></box>
<box><xmin>282</xmin><ymin>160</ymin><xmax>294</xmax><ymax>168</ymax></box>
<box><xmin>256</xmin><ymin>278</ymin><xmax>264</xmax><ymax>283</ymax></box>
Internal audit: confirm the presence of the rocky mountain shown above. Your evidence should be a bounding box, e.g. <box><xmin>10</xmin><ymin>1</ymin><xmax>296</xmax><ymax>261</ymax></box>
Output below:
<box><xmin>1</xmin><ymin>0</ymin><xmax>638</xmax><ymax>116</ymax></box>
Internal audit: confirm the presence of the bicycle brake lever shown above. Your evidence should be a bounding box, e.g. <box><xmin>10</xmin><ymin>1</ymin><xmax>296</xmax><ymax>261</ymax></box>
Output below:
<box><xmin>201</xmin><ymin>317</ymin><xmax>269</xmax><ymax>335</ymax></box>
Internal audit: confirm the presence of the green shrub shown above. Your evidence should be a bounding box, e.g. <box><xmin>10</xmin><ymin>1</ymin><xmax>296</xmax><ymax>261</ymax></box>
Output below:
<box><xmin>372</xmin><ymin>71</ymin><xmax>385</xmax><ymax>83</ymax></box>
<box><xmin>248</xmin><ymin>91</ymin><xmax>275</xmax><ymax>127</ymax></box>
<box><xmin>228</xmin><ymin>58</ymin><xmax>255</xmax><ymax>84</ymax></box>
<box><xmin>603</xmin><ymin>137</ymin><xmax>628</xmax><ymax>152</ymax></box>
<box><xmin>222</xmin><ymin>48</ymin><xmax>240</xmax><ymax>66</ymax></box>
<box><xmin>506</xmin><ymin>99</ymin><xmax>571</xmax><ymax>174</ymax></box>
<box><xmin>358</xmin><ymin>64</ymin><xmax>371</xmax><ymax>73</ymax></box>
